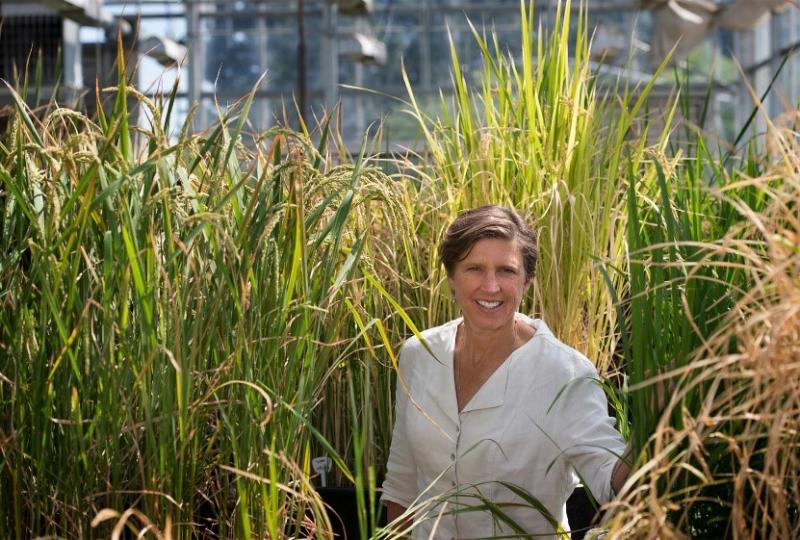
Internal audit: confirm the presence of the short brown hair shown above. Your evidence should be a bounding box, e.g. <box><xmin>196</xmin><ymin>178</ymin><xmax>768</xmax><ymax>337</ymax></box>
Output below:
<box><xmin>439</xmin><ymin>205</ymin><xmax>538</xmax><ymax>281</ymax></box>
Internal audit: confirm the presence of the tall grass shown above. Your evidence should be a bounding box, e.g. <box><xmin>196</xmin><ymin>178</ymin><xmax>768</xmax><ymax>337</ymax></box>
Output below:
<box><xmin>605</xmin><ymin>127</ymin><xmax>800</xmax><ymax>537</ymax></box>
<box><xmin>606</xmin><ymin>144</ymin><xmax>769</xmax><ymax>459</ymax></box>
<box><xmin>0</xmin><ymin>49</ymin><xmax>405</xmax><ymax>537</ymax></box>
<box><xmin>599</xmin><ymin>77</ymin><xmax>800</xmax><ymax>538</ymax></box>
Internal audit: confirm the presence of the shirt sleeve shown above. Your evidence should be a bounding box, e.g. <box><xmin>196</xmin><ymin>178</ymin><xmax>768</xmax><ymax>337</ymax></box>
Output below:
<box><xmin>381</xmin><ymin>342</ymin><xmax>418</xmax><ymax>508</ymax></box>
<box><xmin>553</xmin><ymin>357</ymin><xmax>627</xmax><ymax>505</ymax></box>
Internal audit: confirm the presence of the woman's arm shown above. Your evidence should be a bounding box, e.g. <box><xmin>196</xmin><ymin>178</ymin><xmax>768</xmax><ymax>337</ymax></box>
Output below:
<box><xmin>386</xmin><ymin>502</ymin><xmax>412</xmax><ymax>536</ymax></box>
<box><xmin>382</xmin><ymin>342</ymin><xmax>418</xmax><ymax>535</ymax></box>
<box><xmin>387</xmin><ymin>501</ymin><xmax>407</xmax><ymax>521</ymax></box>
<box><xmin>610</xmin><ymin>445</ymin><xmax>632</xmax><ymax>496</ymax></box>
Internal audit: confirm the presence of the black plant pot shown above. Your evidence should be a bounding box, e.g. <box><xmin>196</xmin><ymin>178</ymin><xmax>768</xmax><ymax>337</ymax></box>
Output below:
<box><xmin>317</xmin><ymin>487</ymin><xmax>387</xmax><ymax>539</ymax></box>
<box><xmin>567</xmin><ymin>485</ymin><xmax>601</xmax><ymax>540</ymax></box>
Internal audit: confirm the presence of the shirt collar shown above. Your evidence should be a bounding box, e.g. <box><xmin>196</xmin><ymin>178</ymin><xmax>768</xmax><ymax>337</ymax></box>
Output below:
<box><xmin>428</xmin><ymin>314</ymin><xmax>551</xmax><ymax>417</ymax></box>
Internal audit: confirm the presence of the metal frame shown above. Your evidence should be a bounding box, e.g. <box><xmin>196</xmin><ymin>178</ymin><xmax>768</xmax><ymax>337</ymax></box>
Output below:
<box><xmin>84</xmin><ymin>0</ymin><xmax>800</xmax><ymax>146</ymax></box>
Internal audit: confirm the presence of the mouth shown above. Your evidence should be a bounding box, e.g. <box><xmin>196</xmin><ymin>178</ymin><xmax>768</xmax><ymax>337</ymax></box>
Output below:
<box><xmin>475</xmin><ymin>300</ymin><xmax>503</xmax><ymax>310</ymax></box>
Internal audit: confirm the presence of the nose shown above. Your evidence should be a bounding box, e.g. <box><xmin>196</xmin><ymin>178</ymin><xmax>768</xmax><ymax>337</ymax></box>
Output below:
<box><xmin>481</xmin><ymin>272</ymin><xmax>501</xmax><ymax>293</ymax></box>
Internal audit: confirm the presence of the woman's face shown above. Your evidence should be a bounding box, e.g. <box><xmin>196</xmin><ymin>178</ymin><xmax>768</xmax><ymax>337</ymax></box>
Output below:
<box><xmin>448</xmin><ymin>237</ymin><xmax>531</xmax><ymax>333</ymax></box>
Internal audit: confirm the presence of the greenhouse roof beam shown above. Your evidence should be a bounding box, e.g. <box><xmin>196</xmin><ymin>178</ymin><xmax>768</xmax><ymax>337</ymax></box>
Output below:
<box><xmin>25</xmin><ymin>0</ymin><xmax>120</xmax><ymax>27</ymax></box>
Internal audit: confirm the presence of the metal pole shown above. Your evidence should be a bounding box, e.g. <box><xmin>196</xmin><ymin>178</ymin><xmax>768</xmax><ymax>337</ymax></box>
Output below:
<box><xmin>297</xmin><ymin>0</ymin><xmax>307</xmax><ymax>127</ymax></box>
<box><xmin>321</xmin><ymin>2</ymin><xmax>338</xmax><ymax>112</ymax></box>
<box><xmin>186</xmin><ymin>0</ymin><xmax>202</xmax><ymax>129</ymax></box>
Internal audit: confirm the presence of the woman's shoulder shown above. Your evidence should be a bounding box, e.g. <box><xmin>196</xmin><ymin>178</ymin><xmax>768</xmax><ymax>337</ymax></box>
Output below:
<box><xmin>398</xmin><ymin>318</ymin><xmax>459</xmax><ymax>364</ymax></box>
<box><xmin>402</xmin><ymin>318</ymin><xmax>458</xmax><ymax>349</ymax></box>
<box><xmin>522</xmin><ymin>318</ymin><xmax>598</xmax><ymax>381</ymax></box>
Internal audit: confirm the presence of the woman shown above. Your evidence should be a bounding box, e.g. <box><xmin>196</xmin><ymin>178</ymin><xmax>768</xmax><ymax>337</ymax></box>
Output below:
<box><xmin>381</xmin><ymin>206</ymin><xmax>630</xmax><ymax>539</ymax></box>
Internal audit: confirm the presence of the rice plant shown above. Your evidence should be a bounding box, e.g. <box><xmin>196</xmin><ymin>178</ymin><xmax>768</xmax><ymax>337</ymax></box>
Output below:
<box><xmin>0</xmin><ymin>46</ymin><xmax>405</xmax><ymax>538</ymax></box>
<box><xmin>599</xmin><ymin>77</ymin><xmax>800</xmax><ymax>538</ymax></box>
<box><xmin>604</xmin><ymin>122</ymin><xmax>800</xmax><ymax>537</ymax></box>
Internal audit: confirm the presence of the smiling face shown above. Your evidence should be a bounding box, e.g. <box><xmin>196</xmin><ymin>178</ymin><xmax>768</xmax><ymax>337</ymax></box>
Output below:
<box><xmin>448</xmin><ymin>237</ymin><xmax>531</xmax><ymax>333</ymax></box>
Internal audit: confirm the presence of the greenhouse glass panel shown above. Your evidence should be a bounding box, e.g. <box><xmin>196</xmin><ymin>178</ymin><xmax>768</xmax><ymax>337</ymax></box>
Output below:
<box><xmin>263</xmin><ymin>13</ymin><xmax>323</xmax><ymax>92</ymax></box>
<box><xmin>361</xmin><ymin>28</ymin><xmax>422</xmax><ymax>89</ymax></box>
<box><xmin>338</xmin><ymin>90</ymin><xmax>441</xmax><ymax>149</ymax></box>
<box><xmin>201</xmin><ymin>14</ymin><xmax>267</xmax><ymax>95</ymax></box>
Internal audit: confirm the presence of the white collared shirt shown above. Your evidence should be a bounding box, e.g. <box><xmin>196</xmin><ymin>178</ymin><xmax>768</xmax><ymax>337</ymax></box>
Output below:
<box><xmin>381</xmin><ymin>315</ymin><xmax>626</xmax><ymax>539</ymax></box>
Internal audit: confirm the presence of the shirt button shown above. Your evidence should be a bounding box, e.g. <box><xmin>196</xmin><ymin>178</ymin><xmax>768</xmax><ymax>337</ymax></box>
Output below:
<box><xmin>451</xmin><ymin>481</ymin><xmax>456</xmax><ymax>487</ymax></box>
<box><xmin>450</xmin><ymin>453</ymin><xmax>455</xmax><ymax>460</ymax></box>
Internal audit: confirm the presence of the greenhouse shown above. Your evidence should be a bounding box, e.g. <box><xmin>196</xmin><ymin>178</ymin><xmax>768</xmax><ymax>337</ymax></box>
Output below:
<box><xmin>1</xmin><ymin>1</ymin><xmax>799</xmax><ymax>539</ymax></box>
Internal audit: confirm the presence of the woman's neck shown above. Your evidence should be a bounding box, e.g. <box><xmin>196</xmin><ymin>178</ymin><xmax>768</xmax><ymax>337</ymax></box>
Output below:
<box><xmin>457</xmin><ymin>319</ymin><xmax>519</xmax><ymax>367</ymax></box>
